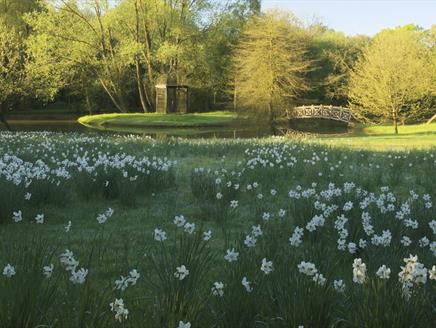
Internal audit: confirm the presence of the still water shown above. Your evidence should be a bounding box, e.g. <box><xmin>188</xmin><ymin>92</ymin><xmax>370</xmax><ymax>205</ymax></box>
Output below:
<box><xmin>2</xmin><ymin>118</ymin><xmax>350</xmax><ymax>138</ymax></box>
<box><xmin>3</xmin><ymin>120</ymin><xmax>270</xmax><ymax>138</ymax></box>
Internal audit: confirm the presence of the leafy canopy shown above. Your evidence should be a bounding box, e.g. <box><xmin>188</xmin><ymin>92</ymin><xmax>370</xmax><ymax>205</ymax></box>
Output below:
<box><xmin>233</xmin><ymin>9</ymin><xmax>311</xmax><ymax>124</ymax></box>
<box><xmin>349</xmin><ymin>26</ymin><xmax>435</xmax><ymax>131</ymax></box>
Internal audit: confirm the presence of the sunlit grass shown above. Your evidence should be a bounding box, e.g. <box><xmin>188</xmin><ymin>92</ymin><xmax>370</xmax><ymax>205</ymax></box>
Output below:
<box><xmin>78</xmin><ymin>111</ymin><xmax>241</xmax><ymax>130</ymax></box>
<box><xmin>353</xmin><ymin>123</ymin><xmax>436</xmax><ymax>136</ymax></box>
<box><xmin>311</xmin><ymin>123</ymin><xmax>436</xmax><ymax>150</ymax></box>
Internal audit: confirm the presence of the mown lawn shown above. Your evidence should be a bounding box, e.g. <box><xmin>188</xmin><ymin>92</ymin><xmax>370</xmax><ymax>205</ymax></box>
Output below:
<box><xmin>78</xmin><ymin>111</ymin><xmax>241</xmax><ymax>129</ymax></box>
<box><xmin>311</xmin><ymin>123</ymin><xmax>436</xmax><ymax>150</ymax></box>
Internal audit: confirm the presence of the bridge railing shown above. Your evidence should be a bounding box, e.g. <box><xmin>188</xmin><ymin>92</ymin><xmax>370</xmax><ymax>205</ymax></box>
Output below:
<box><xmin>288</xmin><ymin>105</ymin><xmax>357</xmax><ymax>123</ymax></box>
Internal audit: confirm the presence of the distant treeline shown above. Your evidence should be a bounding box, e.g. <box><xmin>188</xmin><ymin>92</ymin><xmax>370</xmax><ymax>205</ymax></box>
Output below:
<box><xmin>0</xmin><ymin>1</ymin><xmax>435</xmax><ymax>129</ymax></box>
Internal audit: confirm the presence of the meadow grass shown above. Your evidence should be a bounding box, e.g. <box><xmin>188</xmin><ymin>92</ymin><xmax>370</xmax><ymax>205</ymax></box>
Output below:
<box><xmin>0</xmin><ymin>131</ymin><xmax>435</xmax><ymax>327</ymax></box>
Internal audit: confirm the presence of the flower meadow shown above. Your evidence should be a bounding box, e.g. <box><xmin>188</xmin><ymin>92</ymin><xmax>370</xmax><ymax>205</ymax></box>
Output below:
<box><xmin>0</xmin><ymin>131</ymin><xmax>435</xmax><ymax>328</ymax></box>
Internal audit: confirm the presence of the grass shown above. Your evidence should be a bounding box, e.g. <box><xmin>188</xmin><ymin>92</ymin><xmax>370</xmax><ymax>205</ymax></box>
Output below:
<box><xmin>352</xmin><ymin>123</ymin><xmax>436</xmax><ymax>135</ymax></box>
<box><xmin>303</xmin><ymin>122</ymin><xmax>436</xmax><ymax>151</ymax></box>
<box><xmin>1</xmin><ymin>131</ymin><xmax>435</xmax><ymax>327</ymax></box>
<box><xmin>78</xmin><ymin>111</ymin><xmax>241</xmax><ymax>130</ymax></box>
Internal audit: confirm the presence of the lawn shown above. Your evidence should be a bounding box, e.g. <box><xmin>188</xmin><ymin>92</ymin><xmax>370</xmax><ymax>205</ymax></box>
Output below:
<box><xmin>78</xmin><ymin>111</ymin><xmax>241</xmax><ymax>130</ymax></box>
<box><xmin>0</xmin><ymin>131</ymin><xmax>435</xmax><ymax>327</ymax></box>
<box><xmin>352</xmin><ymin>123</ymin><xmax>436</xmax><ymax>135</ymax></box>
<box><xmin>307</xmin><ymin>122</ymin><xmax>436</xmax><ymax>151</ymax></box>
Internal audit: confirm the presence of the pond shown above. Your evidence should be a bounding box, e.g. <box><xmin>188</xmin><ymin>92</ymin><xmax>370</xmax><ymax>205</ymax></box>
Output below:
<box><xmin>288</xmin><ymin>118</ymin><xmax>351</xmax><ymax>134</ymax></box>
<box><xmin>4</xmin><ymin>120</ymin><xmax>89</xmax><ymax>133</ymax></box>
<box><xmin>2</xmin><ymin>118</ymin><xmax>351</xmax><ymax>138</ymax></box>
<box><xmin>2</xmin><ymin>120</ymin><xmax>270</xmax><ymax>138</ymax></box>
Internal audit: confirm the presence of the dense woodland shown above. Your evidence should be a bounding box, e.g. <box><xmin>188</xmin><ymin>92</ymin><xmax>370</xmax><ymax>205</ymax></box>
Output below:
<box><xmin>0</xmin><ymin>0</ymin><xmax>435</xmax><ymax>130</ymax></box>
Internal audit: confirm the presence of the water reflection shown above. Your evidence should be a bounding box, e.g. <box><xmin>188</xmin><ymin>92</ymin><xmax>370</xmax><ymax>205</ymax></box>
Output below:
<box><xmin>3</xmin><ymin>118</ymin><xmax>350</xmax><ymax>138</ymax></box>
<box><xmin>4</xmin><ymin>121</ymin><xmax>88</xmax><ymax>133</ymax></box>
<box><xmin>3</xmin><ymin>121</ymin><xmax>269</xmax><ymax>139</ymax></box>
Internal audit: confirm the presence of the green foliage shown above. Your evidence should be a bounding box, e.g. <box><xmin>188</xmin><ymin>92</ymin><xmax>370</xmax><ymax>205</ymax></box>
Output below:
<box><xmin>145</xmin><ymin>228</ymin><xmax>215</xmax><ymax>326</ymax></box>
<box><xmin>0</xmin><ymin>0</ymin><xmax>42</xmax><ymax>33</ymax></box>
<box><xmin>0</xmin><ymin>180</ymin><xmax>24</xmax><ymax>225</ymax></box>
<box><xmin>0</xmin><ymin>0</ymin><xmax>434</xmax><ymax>129</ymax></box>
<box><xmin>0</xmin><ymin>23</ymin><xmax>26</xmax><ymax>104</ymax></box>
<box><xmin>0</xmin><ymin>237</ymin><xmax>58</xmax><ymax>328</ymax></box>
<box><xmin>349</xmin><ymin>26</ymin><xmax>436</xmax><ymax>133</ymax></box>
<box><xmin>233</xmin><ymin>10</ymin><xmax>311</xmax><ymax>129</ymax></box>
<box><xmin>307</xmin><ymin>27</ymin><xmax>369</xmax><ymax>105</ymax></box>
<box><xmin>24</xmin><ymin>0</ymin><xmax>135</xmax><ymax>112</ymax></box>
<box><xmin>0</xmin><ymin>0</ymin><xmax>44</xmax><ymax>123</ymax></box>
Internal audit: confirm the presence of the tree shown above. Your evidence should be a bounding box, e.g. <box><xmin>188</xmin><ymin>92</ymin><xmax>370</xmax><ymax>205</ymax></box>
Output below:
<box><xmin>233</xmin><ymin>10</ymin><xmax>311</xmax><ymax>132</ymax></box>
<box><xmin>247</xmin><ymin>0</ymin><xmax>261</xmax><ymax>14</ymax></box>
<box><xmin>111</xmin><ymin>0</ymin><xmax>210</xmax><ymax>112</ymax></box>
<box><xmin>349</xmin><ymin>26</ymin><xmax>435</xmax><ymax>133</ymax></box>
<box><xmin>0</xmin><ymin>23</ymin><xmax>25</xmax><ymax>130</ymax></box>
<box><xmin>0</xmin><ymin>0</ymin><xmax>42</xmax><ymax>129</ymax></box>
<box><xmin>26</xmin><ymin>0</ymin><xmax>226</xmax><ymax>113</ymax></box>
<box><xmin>26</xmin><ymin>0</ymin><xmax>133</xmax><ymax>113</ymax></box>
<box><xmin>186</xmin><ymin>0</ymin><xmax>261</xmax><ymax>99</ymax></box>
<box><xmin>0</xmin><ymin>0</ymin><xmax>42</xmax><ymax>34</ymax></box>
<box><xmin>307</xmin><ymin>27</ymin><xmax>369</xmax><ymax>105</ymax></box>
<box><xmin>112</xmin><ymin>0</ymin><xmax>230</xmax><ymax>112</ymax></box>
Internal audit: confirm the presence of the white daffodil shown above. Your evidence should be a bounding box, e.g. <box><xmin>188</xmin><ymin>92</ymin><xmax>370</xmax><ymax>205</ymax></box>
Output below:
<box><xmin>352</xmin><ymin>258</ymin><xmax>366</xmax><ymax>284</ymax></box>
<box><xmin>242</xmin><ymin>276</ymin><xmax>253</xmax><ymax>292</ymax></box>
<box><xmin>174</xmin><ymin>215</ymin><xmax>186</xmax><ymax>227</ymax></box>
<box><xmin>177</xmin><ymin>321</ymin><xmax>191</xmax><ymax>328</ymax></box>
<box><xmin>3</xmin><ymin>264</ymin><xmax>16</xmax><ymax>278</ymax></box>
<box><xmin>174</xmin><ymin>265</ymin><xmax>190</xmax><ymax>280</ymax></box>
<box><xmin>42</xmin><ymin>264</ymin><xmax>54</xmax><ymax>278</ymax></box>
<box><xmin>110</xmin><ymin>298</ymin><xmax>129</xmax><ymax>322</ymax></box>
<box><xmin>211</xmin><ymin>281</ymin><xmax>224</xmax><ymax>297</ymax></box>
<box><xmin>261</xmin><ymin>258</ymin><xmax>273</xmax><ymax>275</ymax></box>
<box><xmin>203</xmin><ymin>230</ymin><xmax>212</xmax><ymax>241</ymax></box>
<box><xmin>224</xmin><ymin>248</ymin><xmax>239</xmax><ymax>262</ymax></box>
<box><xmin>153</xmin><ymin>228</ymin><xmax>167</xmax><ymax>241</ymax></box>
<box><xmin>376</xmin><ymin>265</ymin><xmax>391</xmax><ymax>279</ymax></box>
<box><xmin>35</xmin><ymin>213</ymin><xmax>44</xmax><ymax>224</ymax></box>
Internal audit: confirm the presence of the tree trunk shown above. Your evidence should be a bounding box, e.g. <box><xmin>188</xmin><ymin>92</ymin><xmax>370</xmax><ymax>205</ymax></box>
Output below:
<box><xmin>98</xmin><ymin>78</ymin><xmax>128</xmax><ymax>113</ymax></box>
<box><xmin>233</xmin><ymin>81</ymin><xmax>237</xmax><ymax>111</ymax></box>
<box><xmin>268</xmin><ymin>99</ymin><xmax>275</xmax><ymax>135</ymax></box>
<box><xmin>0</xmin><ymin>102</ymin><xmax>12</xmax><ymax>131</ymax></box>
<box><xmin>134</xmin><ymin>1</ymin><xmax>152</xmax><ymax>113</ymax></box>
<box><xmin>139</xmin><ymin>0</ymin><xmax>156</xmax><ymax>111</ymax></box>
<box><xmin>427</xmin><ymin>114</ymin><xmax>436</xmax><ymax>125</ymax></box>
<box><xmin>135</xmin><ymin>57</ymin><xmax>149</xmax><ymax>113</ymax></box>
<box><xmin>392</xmin><ymin>107</ymin><xmax>398</xmax><ymax>134</ymax></box>
<box><xmin>85</xmin><ymin>88</ymin><xmax>93</xmax><ymax>115</ymax></box>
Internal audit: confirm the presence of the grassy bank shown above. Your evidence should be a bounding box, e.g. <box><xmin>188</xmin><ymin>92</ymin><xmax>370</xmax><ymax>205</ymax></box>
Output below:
<box><xmin>78</xmin><ymin>111</ymin><xmax>241</xmax><ymax>130</ymax></box>
<box><xmin>313</xmin><ymin>123</ymin><xmax>436</xmax><ymax>150</ymax></box>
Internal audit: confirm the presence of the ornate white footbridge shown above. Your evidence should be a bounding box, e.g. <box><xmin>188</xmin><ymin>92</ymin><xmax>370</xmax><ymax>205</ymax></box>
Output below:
<box><xmin>288</xmin><ymin>105</ymin><xmax>358</xmax><ymax>124</ymax></box>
